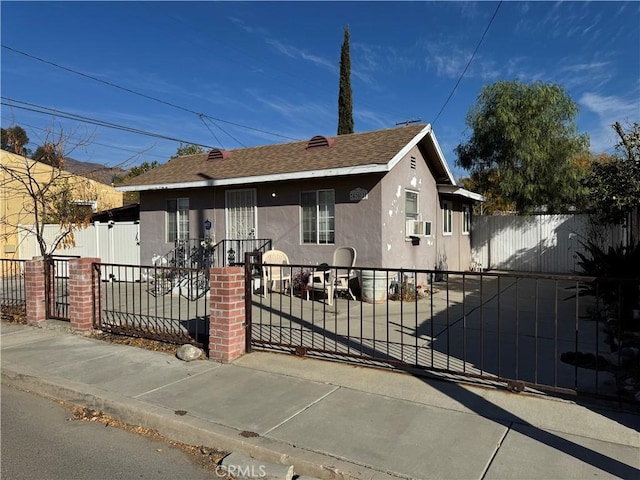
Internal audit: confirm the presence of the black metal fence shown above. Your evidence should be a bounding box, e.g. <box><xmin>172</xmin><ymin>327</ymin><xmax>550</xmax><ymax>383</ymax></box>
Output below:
<box><xmin>93</xmin><ymin>262</ymin><xmax>210</xmax><ymax>351</ymax></box>
<box><xmin>247</xmin><ymin>260</ymin><xmax>640</xmax><ymax>402</ymax></box>
<box><xmin>163</xmin><ymin>238</ymin><xmax>272</xmax><ymax>269</ymax></box>
<box><xmin>0</xmin><ymin>259</ymin><xmax>27</xmax><ymax>323</ymax></box>
<box><xmin>45</xmin><ymin>256</ymin><xmax>76</xmax><ymax>321</ymax></box>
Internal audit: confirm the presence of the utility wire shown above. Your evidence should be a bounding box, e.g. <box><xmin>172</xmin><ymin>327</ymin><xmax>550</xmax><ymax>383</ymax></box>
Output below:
<box><xmin>432</xmin><ymin>0</ymin><xmax>502</xmax><ymax>125</ymax></box>
<box><xmin>199</xmin><ymin>116</ymin><xmax>224</xmax><ymax>149</ymax></box>
<box><xmin>2</xmin><ymin>97</ymin><xmax>216</xmax><ymax>149</ymax></box>
<box><xmin>201</xmin><ymin>116</ymin><xmax>247</xmax><ymax>149</ymax></box>
<box><xmin>0</xmin><ymin>116</ymin><xmax>168</xmax><ymax>159</ymax></box>
<box><xmin>1</xmin><ymin>44</ymin><xmax>300</xmax><ymax>142</ymax></box>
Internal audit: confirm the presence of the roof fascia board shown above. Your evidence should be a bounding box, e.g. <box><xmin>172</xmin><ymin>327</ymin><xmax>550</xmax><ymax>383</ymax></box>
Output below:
<box><xmin>427</xmin><ymin>129</ymin><xmax>457</xmax><ymax>185</ymax></box>
<box><xmin>116</xmin><ymin>163</ymin><xmax>389</xmax><ymax>192</ymax></box>
<box><xmin>437</xmin><ymin>185</ymin><xmax>486</xmax><ymax>202</ymax></box>
<box><xmin>386</xmin><ymin>124</ymin><xmax>432</xmax><ymax>171</ymax></box>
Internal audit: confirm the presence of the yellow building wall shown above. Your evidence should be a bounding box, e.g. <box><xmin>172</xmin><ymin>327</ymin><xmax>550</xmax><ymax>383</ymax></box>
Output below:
<box><xmin>1</xmin><ymin>150</ymin><xmax>123</xmax><ymax>260</ymax></box>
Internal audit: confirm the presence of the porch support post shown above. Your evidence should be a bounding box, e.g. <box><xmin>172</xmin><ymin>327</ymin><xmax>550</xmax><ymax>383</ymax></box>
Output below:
<box><xmin>208</xmin><ymin>267</ymin><xmax>246</xmax><ymax>363</ymax></box>
<box><xmin>68</xmin><ymin>257</ymin><xmax>100</xmax><ymax>333</ymax></box>
<box><xmin>24</xmin><ymin>258</ymin><xmax>47</xmax><ymax>326</ymax></box>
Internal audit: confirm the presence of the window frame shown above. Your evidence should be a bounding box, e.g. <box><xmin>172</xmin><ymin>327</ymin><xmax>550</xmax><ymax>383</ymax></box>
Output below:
<box><xmin>300</xmin><ymin>189</ymin><xmax>335</xmax><ymax>245</ymax></box>
<box><xmin>462</xmin><ymin>204</ymin><xmax>471</xmax><ymax>235</ymax></box>
<box><xmin>405</xmin><ymin>189</ymin><xmax>420</xmax><ymax>239</ymax></box>
<box><xmin>442</xmin><ymin>200</ymin><xmax>453</xmax><ymax>236</ymax></box>
<box><xmin>225</xmin><ymin>188</ymin><xmax>257</xmax><ymax>239</ymax></box>
<box><xmin>166</xmin><ymin>197</ymin><xmax>189</xmax><ymax>243</ymax></box>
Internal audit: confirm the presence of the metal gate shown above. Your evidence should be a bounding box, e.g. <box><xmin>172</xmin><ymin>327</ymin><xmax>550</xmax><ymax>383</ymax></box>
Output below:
<box><xmin>246</xmin><ymin>257</ymin><xmax>631</xmax><ymax>402</ymax></box>
<box><xmin>45</xmin><ymin>256</ymin><xmax>74</xmax><ymax>321</ymax></box>
<box><xmin>93</xmin><ymin>262</ymin><xmax>210</xmax><ymax>351</ymax></box>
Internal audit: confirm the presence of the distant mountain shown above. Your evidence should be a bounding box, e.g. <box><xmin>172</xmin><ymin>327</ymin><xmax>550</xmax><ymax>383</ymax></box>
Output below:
<box><xmin>62</xmin><ymin>158</ymin><xmax>128</xmax><ymax>186</ymax></box>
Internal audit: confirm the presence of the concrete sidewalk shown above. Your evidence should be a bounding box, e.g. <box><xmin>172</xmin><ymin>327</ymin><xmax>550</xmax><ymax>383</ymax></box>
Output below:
<box><xmin>1</xmin><ymin>321</ymin><xmax>638</xmax><ymax>480</ymax></box>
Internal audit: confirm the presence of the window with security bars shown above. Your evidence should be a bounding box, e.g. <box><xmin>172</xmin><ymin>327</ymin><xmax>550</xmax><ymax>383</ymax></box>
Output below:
<box><xmin>226</xmin><ymin>189</ymin><xmax>257</xmax><ymax>238</ymax></box>
<box><xmin>301</xmin><ymin>189</ymin><xmax>335</xmax><ymax>244</ymax></box>
<box><xmin>167</xmin><ymin>198</ymin><xmax>189</xmax><ymax>242</ymax></box>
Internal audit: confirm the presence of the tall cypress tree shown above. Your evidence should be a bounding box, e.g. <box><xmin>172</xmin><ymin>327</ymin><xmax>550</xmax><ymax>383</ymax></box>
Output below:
<box><xmin>337</xmin><ymin>26</ymin><xmax>354</xmax><ymax>135</ymax></box>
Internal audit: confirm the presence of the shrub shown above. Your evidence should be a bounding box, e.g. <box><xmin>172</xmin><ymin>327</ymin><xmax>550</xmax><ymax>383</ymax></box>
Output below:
<box><xmin>577</xmin><ymin>239</ymin><xmax>640</xmax><ymax>330</ymax></box>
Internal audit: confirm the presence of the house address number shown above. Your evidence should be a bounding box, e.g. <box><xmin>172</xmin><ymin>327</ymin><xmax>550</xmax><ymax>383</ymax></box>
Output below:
<box><xmin>349</xmin><ymin>188</ymin><xmax>368</xmax><ymax>201</ymax></box>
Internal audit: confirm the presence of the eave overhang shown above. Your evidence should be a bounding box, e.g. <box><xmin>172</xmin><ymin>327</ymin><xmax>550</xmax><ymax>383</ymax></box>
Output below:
<box><xmin>116</xmin><ymin>163</ymin><xmax>391</xmax><ymax>192</ymax></box>
<box><xmin>437</xmin><ymin>185</ymin><xmax>486</xmax><ymax>202</ymax></box>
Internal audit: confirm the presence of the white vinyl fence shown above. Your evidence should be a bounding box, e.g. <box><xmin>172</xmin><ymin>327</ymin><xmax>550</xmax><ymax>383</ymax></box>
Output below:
<box><xmin>18</xmin><ymin>221</ymin><xmax>141</xmax><ymax>280</ymax></box>
<box><xmin>471</xmin><ymin>214</ymin><xmax>636</xmax><ymax>274</ymax></box>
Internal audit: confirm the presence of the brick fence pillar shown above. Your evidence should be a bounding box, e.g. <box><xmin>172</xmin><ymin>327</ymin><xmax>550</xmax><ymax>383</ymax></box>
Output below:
<box><xmin>25</xmin><ymin>258</ymin><xmax>47</xmax><ymax>326</ymax></box>
<box><xmin>68</xmin><ymin>257</ymin><xmax>100</xmax><ymax>333</ymax></box>
<box><xmin>209</xmin><ymin>267</ymin><xmax>246</xmax><ymax>363</ymax></box>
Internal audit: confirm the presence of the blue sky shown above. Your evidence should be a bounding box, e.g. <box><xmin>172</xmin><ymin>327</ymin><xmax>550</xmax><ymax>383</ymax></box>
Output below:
<box><xmin>1</xmin><ymin>1</ymin><xmax>639</xmax><ymax>181</ymax></box>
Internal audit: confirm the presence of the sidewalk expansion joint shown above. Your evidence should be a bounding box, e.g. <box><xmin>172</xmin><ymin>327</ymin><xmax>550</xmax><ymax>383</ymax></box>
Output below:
<box><xmin>133</xmin><ymin>366</ymin><xmax>220</xmax><ymax>399</ymax></box>
<box><xmin>479</xmin><ymin>421</ymin><xmax>512</xmax><ymax>479</ymax></box>
<box><xmin>262</xmin><ymin>385</ymin><xmax>341</xmax><ymax>436</ymax></box>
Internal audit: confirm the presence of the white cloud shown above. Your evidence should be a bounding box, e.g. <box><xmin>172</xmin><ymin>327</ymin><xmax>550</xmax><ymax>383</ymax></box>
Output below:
<box><xmin>580</xmin><ymin>92</ymin><xmax>640</xmax><ymax>152</ymax></box>
<box><xmin>266</xmin><ymin>39</ymin><xmax>336</xmax><ymax>73</ymax></box>
<box><xmin>354</xmin><ymin>109</ymin><xmax>391</xmax><ymax>130</ymax></box>
<box><xmin>247</xmin><ymin>90</ymin><xmax>333</xmax><ymax>122</ymax></box>
<box><xmin>227</xmin><ymin>16</ymin><xmax>269</xmax><ymax>36</ymax></box>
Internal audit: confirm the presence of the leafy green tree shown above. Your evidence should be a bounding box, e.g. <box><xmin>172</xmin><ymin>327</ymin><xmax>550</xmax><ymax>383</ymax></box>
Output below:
<box><xmin>337</xmin><ymin>26</ymin><xmax>354</xmax><ymax>135</ymax></box>
<box><xmin>582</xmin><ymin>122</ymin><xmax>640</xmax><ymax>226</ymax></box>
<box><xmin>172</xmin><ymin>143</ymin><xmax>204</xmax><ymax>158</ymax></box>
<box><xmin>112</xmin><ymin>161</ymin><xmax>160</xmax><ymax>205</ymax></box>
<box><xmin>126</xmin><ymin>161</ymin><xmax>159</xmax><ymax>178</ymax></box>
<box><xmin>1</xmin><ymin>126</ymin><xmax>30</xmax><ymax>156</ymax></box>
<box><xmin>456</xmin><ymin>80</ymin><xmax>589</xmax><ymax>213</ymax></box>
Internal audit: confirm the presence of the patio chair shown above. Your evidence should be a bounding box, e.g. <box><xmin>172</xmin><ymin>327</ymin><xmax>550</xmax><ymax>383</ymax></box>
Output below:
<box><xmin>261</xmin><ymin>249</ymin><xmax>291</xmax><ymax>295</ymax></box>
<box><xmin>306</xmin><ymin>246</ymin><xmax>357</xmax><ymax>305</ymax></box>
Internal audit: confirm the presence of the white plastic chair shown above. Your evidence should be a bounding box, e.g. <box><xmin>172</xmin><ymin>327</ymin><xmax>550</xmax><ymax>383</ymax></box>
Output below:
<box><xmin>261</xmin><ymin>250</ymin><xmax>291</xmax><ymax>295</ymax></box>
<box><xmin>306</xmin><ymin>246</ymin><xmax>357</xmax><ymax>305</ymax></box>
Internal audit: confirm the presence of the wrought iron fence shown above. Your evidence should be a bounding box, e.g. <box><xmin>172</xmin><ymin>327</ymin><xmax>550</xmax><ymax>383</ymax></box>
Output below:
<box><xmin>247</xmin><ymin>260</ymin><xmax>640</xmax><ymax>402</ymax></box>
<box><xmin>45</xmin><ymin>255</ymin><xmax>77</xmax><ymax>321</ymax></box>
<box><xmin>93</xmin><ymin>262</ymin><xmax>210</xmax><ymax>351</ymax></box>
<box><xmin>0</xmin><ymin>258</ymin><xmax>27</xmax><ymax>323</ymax></box>
<box><xmin>210</xmin><ymin>238</ymin><xmax>272</xmax><ymax>266</ymax></box>
<box><xmin>161</xmin><ymin>238</ymin><xmax>272</xmax><ymax>269</ymax></box>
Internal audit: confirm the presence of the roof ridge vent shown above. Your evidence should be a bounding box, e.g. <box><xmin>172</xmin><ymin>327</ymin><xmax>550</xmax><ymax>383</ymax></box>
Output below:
<box><xmin>207</xmin><ymin>148</ymin><xmax>231</xmax><ymax>161</ymax></box>
<box><xmin>306</xmin><ymin>135</ymin><xmax>334</xmax><ymax>150</ymax></box>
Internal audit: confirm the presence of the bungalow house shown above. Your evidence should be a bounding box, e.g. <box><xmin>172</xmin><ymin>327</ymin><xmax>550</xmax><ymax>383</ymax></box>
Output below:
<box><xmin>117</xmin><ymin>124</ymin><xmax>483</xmax><ymax>271</ymax></box>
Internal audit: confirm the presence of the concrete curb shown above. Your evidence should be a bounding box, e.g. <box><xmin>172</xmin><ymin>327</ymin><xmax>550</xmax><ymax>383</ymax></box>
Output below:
<box><xmin>1</xmin><ymin>366</ymin><xmax>401</xmax><ymax>480</ymax></box>
<box><xmin>220</xmin><ymin>452</ymin><xmax>295</xmax><ymax>480</ymax></box>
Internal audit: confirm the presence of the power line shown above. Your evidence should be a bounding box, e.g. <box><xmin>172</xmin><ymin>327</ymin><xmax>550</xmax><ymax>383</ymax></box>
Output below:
<box><xmin>1</xmin><ymin>44</ymin><xmax>300</xmax><ymax>142</ymax></box>
<box><xmin>0</xmin><ymin>116</ymin><xmax>168</xmax><ymax>159</ymax></box>
<box><xmin>432</xmin><ymin>1</ymin><xmax>502</xmax><ymax>125</ymax></box>
<box><xmin>1</xmin><ymin>97</ymin><xmax>217</xmax><ymax>149</ymax></box>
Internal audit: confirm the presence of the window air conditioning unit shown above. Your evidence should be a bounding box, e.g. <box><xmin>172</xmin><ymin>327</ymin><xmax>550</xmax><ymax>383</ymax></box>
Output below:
<box><xmin>406</xmin><ymin>220</ymin><xmax>432</xmax><ymax>237</ymax></box>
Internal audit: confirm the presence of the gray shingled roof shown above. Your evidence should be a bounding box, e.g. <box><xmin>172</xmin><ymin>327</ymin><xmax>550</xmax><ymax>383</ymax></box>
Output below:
<box><xmin>120</xmin><ymin>124</ymin><xmax>429</xmax><ymax>189</ymax></box>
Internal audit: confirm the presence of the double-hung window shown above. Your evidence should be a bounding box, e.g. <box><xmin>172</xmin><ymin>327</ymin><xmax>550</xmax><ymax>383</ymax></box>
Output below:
<box><xmin>442</xmin><ymin>200</ymin><xmax>452</xmax><ymax>236</ymax></box>
<box><xmin>167</xmin><ymin>198</ymin><xmax>189</xmax><ymax>243</ymax></box>
<box><xmin>301</xmin><ymin>189</ymin><xmax>335</xmax><ymax>244</ymax></box>
<box><xmin>405</xmin><ymin>190</ymin><xmax>431</xmax><ymax>237</ymax></box>
<box><xmin>462</xmin><ymin>205</ymin><xmax>471</xmax><ymax>235</ymax></box>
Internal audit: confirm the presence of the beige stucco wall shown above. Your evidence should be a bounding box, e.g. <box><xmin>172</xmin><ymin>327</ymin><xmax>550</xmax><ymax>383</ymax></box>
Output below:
<box><xmin>435</xmin><ymin>195</ymin><xmax>472</xmax><ymax>272</ymax></box>
<box><xmin>1</xmin><ymin>150</ymin><xmax>123</xmax><ymax>259</ymax></box>
<box><xmin>138</xmin><ymin>166</ymin><xmax>475</xmax><ymax>271</ymax></box>
<box><xmin>139</xmin><ymin>174</ymin><xmax>387</xmax><ymax>267</ymax></box>
<box><xmin>380</xmin><ymin>145</ymin><xmax>440</xmax><ymax>270</ymax></box>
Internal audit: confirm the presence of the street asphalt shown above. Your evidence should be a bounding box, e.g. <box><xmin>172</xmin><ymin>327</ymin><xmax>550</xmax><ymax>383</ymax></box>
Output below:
<box><xmin>1</xmin><ymin>320</ymin><xmax>638</xmax><ymax>480</ymax></box>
